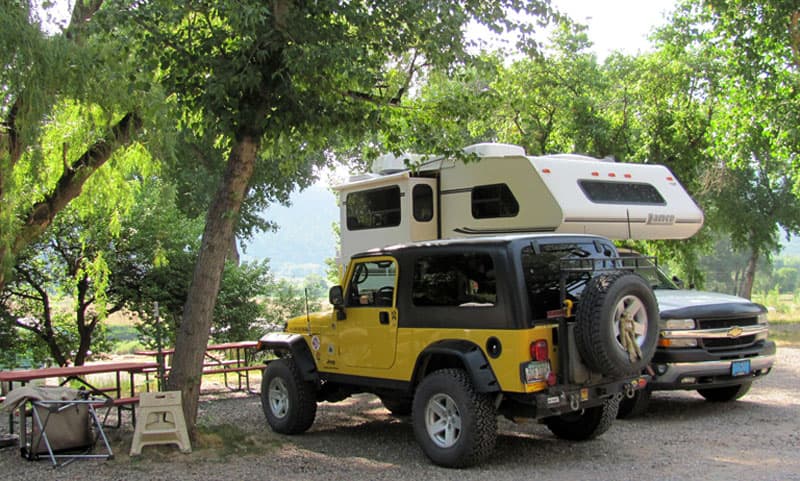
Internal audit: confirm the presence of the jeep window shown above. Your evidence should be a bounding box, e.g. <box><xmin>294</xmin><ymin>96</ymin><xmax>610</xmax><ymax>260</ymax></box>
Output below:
<box><xmin>521</xmin><ymin>242</ymin><xmax>615</xmax><ymax>320</ymax></box>
<box><xmin>412</xmin><ymin>253</ymin><xmax>496</xmax><ymax>307</ymax></box>
<box><xmin>413</xmin><ymin>184</ymin><xmax>434</xmax><ymax>222</ymax></box>
<box><xmin>347</xmin><ymin>260</ymin><xmax>397</xmax><ymax>307</ymax></box>
<box><xmin>578</xmin><ymin>180</ymin><xmax>666</xmax><ymax>205</ymax></box>
<box><xmin>471</xmin><ymin>183</ymin><xmax>519</xmax><ymax>219</ymax></box>
<box><xmin>346</xmin><ymin>186</ymin><xmax>401</xmax><ymax>230</ymax></box>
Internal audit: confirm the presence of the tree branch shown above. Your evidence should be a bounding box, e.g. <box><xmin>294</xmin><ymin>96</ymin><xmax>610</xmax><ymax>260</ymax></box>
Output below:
<box><xmin>11</xmin><ymin>112</ymin><xmax>142</xmax><ymax>257</ymax></box>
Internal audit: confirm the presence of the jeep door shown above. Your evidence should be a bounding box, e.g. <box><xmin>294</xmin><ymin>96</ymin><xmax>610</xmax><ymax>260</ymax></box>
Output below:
<box><xmin>340</xmin><ymin>256</ymin><xmax>399</xmax><ymax>369</ymax></box>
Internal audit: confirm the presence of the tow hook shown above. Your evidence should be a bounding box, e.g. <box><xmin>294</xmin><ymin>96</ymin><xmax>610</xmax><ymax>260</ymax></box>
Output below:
<box><xmin>569</xmin><ymin>393</ymin><xmax>580</xmax><ymax>411</ymax></box>
<box><xmin>625</xmin><ymin>382</ymin><xmax>636</xmax><ymax>399</ymax></box>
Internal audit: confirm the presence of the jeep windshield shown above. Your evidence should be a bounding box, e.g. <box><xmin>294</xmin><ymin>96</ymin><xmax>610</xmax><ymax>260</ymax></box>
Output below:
<box><xmin>521</xmin><ymin>240</ymin><xmax>616</xmax><ymax>322</ymax></box>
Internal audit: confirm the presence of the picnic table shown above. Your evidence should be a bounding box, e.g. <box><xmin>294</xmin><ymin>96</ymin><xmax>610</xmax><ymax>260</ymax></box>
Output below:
<box><xmin>0</xmin><ymin>361</ymin><xmax>158</xmax><ymax>433</ymax></box>
<box><xmin>134</xmin><ymin>341</ymin><xmax>261</xmax><ymax>392</ymax></box>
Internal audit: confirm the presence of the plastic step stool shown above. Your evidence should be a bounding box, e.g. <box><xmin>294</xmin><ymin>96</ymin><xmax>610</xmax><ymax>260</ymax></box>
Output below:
<box><xmin>130</xmin><ymin>391</ymin><xmax>191</xmax><ymax>455</ymax></box>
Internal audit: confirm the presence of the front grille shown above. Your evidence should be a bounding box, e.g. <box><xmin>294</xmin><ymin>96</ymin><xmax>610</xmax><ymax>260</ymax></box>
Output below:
<box><xmin>701</xmin><ymin>335</ymin><xmax>757</xmax><ymax>351</ymax></box>
<box><xmin>697</xmin><ymin>316</ymin><xmax>758</xmax><ymax>330</ymax></box>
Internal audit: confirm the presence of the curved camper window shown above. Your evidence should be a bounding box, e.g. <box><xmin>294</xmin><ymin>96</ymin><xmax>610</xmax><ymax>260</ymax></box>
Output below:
<box><xmin>346</xmin><ymin>186</ymin><xmax>401</xmax><ymax>230</ymax></box>
<box><xmin>578</xmin><ymin>180</ymin><xmax>665</xmax><ymax>205</ymax></box>
<box><xmin>471</xmin><ymin>183</ymin><xmax>519</xmax><ymax>219</ymax></box>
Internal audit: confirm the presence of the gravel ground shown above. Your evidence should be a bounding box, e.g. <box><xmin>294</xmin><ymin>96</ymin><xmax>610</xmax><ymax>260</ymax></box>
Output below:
<box><xmin>1</xmin><ymin>346</ymin><xmax>798</xmax><ymax>481</ymax></box>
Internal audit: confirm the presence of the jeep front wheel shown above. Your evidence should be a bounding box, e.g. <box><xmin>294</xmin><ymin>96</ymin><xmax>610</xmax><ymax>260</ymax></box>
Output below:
<box><xmin>412</xmin><ymin>369</ymin><xmax>497</xmax><ymax>468</ymax></box>
<box><xmin>544</xmin><ymin>397</ymin><xmax>619</xmax><ymax>441</ymax></box>
<box><xmin>261</xmin><ymin>358</ymin><xmax>317</xmax><ymax>434</ymax></box>
<box><xmin>575</xmin><ymin>271</ymin><xmax>659</xmax><ymax>377</ymax></box>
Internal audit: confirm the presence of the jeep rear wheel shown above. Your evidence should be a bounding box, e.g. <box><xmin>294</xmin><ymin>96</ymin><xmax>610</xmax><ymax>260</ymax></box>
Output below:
<box><xmin>261</xmin><ymin>358</ymin><xmax>317</xmax><ymax>434</ymax></box>
<box><xmin>697</xmin><ymin>382</ymin><xmax>752</xmax><ymax>402</ymax></box>
<box><xmin>412</xmin><ymin>369</ymin><xmax>496</xmax><ymax>468</ymax></box>
<box><xmin>544</xmin><ymin>397</ymin><xmax>619</xmax><ymax>441</ymax></box>
<box><xmin>575</xmin><ymin>271</ymin><xmax>659</xmax><ymax>377</ymax></box>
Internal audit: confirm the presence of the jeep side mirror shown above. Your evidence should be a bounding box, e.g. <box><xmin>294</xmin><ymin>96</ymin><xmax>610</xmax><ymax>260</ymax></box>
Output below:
<box><xmin>329</xmin><ymin>285</ymin><xmax>344</xmax><ymax>307</ymax></box>
<box><xmin>672</xmin><ymin>275</ymin><xmax>685</xmax><ymax>289</ymax></box>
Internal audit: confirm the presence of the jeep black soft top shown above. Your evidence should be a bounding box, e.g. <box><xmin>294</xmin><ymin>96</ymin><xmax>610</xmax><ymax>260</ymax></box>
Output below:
<box><xmin>258</xmin><ymin>234</ymin><xmax>658</xmax><ymax>467</ymax></box>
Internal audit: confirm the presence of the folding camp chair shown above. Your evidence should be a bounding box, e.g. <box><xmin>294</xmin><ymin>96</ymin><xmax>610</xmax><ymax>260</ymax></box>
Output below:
<box><xmin>21</xmin><ymin>396</ymin><xmax>113</xmax><ymax>467</ymax></box>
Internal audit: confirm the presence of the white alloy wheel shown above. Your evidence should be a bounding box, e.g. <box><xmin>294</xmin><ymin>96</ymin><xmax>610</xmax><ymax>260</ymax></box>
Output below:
<box><xmin>425</xmin><ymin>393</ymin><xmax>462</xmax><ymax>448</ymax></box>
<box><xmin>268</xmin><ymin>377</ymin><xmax>290</xmax><ymax>419</ymax></box>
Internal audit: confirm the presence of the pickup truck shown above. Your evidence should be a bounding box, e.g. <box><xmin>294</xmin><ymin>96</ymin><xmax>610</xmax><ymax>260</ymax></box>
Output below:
<box><xmin>617</xmin><ymin>249</ymin><xmax>776</xmax><ymax>417</ymax></box>
<box><xmin>257</xmin><ymin>234</ymin><xmax>656</xmax><ymax>467</ymax></box>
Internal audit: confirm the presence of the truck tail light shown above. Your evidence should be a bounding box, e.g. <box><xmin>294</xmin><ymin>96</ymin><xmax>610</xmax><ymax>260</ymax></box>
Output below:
<box><xmin>531</xmin><ymin>340</ymin><xmax>549</xmax><ymax>361</ymax></box>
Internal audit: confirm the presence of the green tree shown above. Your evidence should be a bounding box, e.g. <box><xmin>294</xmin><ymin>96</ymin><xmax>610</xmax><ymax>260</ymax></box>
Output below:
<box><xmin>0</xmin><ymin>1</ymin><xmax>151</xmax><ymax>292</ymax></box>
<box><xmin>116</xmin><ymin>0</ymin><xmax>556</xmax><ymax>431</ymax></box>
<box><xmin>2</xmin><ymin>207</ymin><xmax>118</xmax><ymax>366</ymax></box>
<box><xmin>661</xmin><ymin>0</ymin><xmax>800</xmax><ymax>298</ymax></box>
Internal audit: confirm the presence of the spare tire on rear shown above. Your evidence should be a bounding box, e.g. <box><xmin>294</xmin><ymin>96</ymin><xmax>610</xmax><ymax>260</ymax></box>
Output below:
<box><xmin>574</xmin><ymin>271</ymin><xmax>659</xmax><ymax>377</ymax></box>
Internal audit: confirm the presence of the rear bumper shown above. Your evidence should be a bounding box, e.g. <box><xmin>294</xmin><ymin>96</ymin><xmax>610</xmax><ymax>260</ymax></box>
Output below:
<box><xmin>517</xmin><ymin>375</ymin><xmax>649</xmax><ymax>418</ymax></box>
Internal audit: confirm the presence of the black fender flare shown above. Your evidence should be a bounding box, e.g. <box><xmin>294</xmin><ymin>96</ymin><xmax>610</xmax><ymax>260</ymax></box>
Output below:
<box><xmin>413</xmin><ymin>339</ymin><xmax>499</xmax><ymax>393</ymax></box>
<box><xmin>257</xmin><ymin>332</ymin><xmax>318</xmax><ymax>382</ymax></box>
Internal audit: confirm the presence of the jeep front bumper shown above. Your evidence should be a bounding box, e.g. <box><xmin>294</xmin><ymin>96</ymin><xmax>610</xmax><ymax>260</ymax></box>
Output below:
<box><xmin>648</xmin><ymin>341</ymin><xmax>776</xmax><ymax>390</ymax></box>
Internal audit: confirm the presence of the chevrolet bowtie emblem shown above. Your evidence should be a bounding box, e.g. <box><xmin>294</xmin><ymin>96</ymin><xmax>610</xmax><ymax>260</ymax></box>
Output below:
<box><xmin>727</xmin><ymin>327</ymin><xmax>744</xmax><ymax>338</ymax></box>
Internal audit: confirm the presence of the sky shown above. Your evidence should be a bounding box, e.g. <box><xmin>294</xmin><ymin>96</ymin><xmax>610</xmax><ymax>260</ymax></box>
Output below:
<box><xmin>40</xmin><ymin>0</ymin><xmax>676</xmax><ymax>57</ymax></box>
<box><xmin>550</xmin><ymin>0</ymin><xmax>677</xmax><ymax>58</ymax></box>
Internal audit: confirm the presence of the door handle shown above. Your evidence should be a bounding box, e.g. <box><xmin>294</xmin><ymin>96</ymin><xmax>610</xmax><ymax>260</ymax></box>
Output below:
<box><xmin>379</xmin><ymin>311</ymin><xmax>390</xmax><ymax>325</ymax></box>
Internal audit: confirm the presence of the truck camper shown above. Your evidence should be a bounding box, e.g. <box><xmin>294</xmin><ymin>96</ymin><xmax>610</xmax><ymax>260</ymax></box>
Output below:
<box><xmin>335</xmin><ymin>143</ymin><xmax>704</xmax><ymax>265</ymax></box>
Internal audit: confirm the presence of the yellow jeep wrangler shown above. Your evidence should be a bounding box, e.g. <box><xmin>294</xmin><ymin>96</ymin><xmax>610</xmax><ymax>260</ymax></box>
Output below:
<box><xmin>257</xmin><ymin>234</ymin><xmax>657</xmax><ymax>467</ymax></box>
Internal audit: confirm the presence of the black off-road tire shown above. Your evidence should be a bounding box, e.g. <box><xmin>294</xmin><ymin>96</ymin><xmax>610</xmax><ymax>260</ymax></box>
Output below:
<box><xmin>380</xmin><ymin>395</ymin><xmax>413</xmax><ymax>416</ymax></box>
<box><xmin>261</xmin><ymin>358</ymin><xmax>317</xmax><ymax>434</ymax></box>
<box><xmin>544</xmin><ymin>397</ymin><xmax>620</xmax><ymax>441</ymax></box>
<box><xmin>697</xmin><ymin>382</ymin><xmax>752</xmax><ymax>402</ymax></box>
<box><xmin>411</xmin><ymin>369</ymin><xmax>497</xmax><ymax>468</ymax></box>
<box><xmin>575</xmin><ymin>271</ymin><xmax>659</xmax><ymax>377</ymax></box>
<box><xmin>617</xmin><ymin>388</ymin><xmax>652</xmax><ymax>419</ymax></box>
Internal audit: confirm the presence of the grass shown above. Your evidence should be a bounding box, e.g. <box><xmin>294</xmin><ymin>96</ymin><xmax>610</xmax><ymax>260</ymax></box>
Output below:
<box><xmin>194</xmin><ymin>423</ymin><xmax>281</xmax><ymax>457</ymax></box>
<box><xmin>749</xmin><ymin>292</ymin><xmax>800</xmax><ymax>347</ymax></box>
<box><xmin>767</xmin><ymin>320</ymin><xmax>800</xmax><ymax>347</ymax></box>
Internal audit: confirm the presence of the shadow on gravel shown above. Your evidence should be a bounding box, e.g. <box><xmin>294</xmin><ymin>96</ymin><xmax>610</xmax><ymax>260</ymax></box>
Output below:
<box><xmin>617</xmin><ymin>390</ymin><xmax>795</xmax><ymax>424</ymax></box>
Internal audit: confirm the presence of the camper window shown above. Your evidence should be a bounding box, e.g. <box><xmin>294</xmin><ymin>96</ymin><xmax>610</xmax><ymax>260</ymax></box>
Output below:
<box><xmin>412</xmin><ymin>253</ymin><xmax>496</xmax><ymax>307</ymax></box>
<box><xmin>578</xmin><ymin>180</ymin><xmax>665</xmax><ymax>205</ymax></box>
<box><xmin>471</xmin><ymin>183</ymin><xmax>519</xmax><ymax>219</ymax></box>
<box><xmin>413</xmin><ymin>184</ymin><xmax>434</xmax><ymax>222</ymax></box>
<box><xmin>346</xmin><ymin>186</ymin><xmax>402</xmax><ymax>230</ymax></box>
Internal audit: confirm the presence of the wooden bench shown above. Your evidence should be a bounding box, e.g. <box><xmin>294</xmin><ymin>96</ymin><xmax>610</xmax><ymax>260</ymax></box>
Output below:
<box><xmin>92</xmin><ymin>396</ymin><xmax>140</xmax><ymax>428</ymax></box>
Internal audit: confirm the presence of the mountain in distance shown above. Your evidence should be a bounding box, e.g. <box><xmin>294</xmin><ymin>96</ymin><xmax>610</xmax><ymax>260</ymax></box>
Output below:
<box><xmin>242</xmin><ymin>183</ymin><xmax>339</xmax><ymax>279</ymax></box>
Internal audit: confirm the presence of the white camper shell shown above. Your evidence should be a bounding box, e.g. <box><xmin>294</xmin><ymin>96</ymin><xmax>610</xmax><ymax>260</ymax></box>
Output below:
<box><xmin>334</xmin><ymin>143</ymin><xmax>704</xmax><ymax>264</ymax></box>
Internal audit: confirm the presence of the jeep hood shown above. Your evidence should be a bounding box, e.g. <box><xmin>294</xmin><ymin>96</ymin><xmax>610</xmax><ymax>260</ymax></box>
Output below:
<box><xmin>653</xmin><ymin>289</ymin><xmax>766</xmax><ymax>319</ymax></box>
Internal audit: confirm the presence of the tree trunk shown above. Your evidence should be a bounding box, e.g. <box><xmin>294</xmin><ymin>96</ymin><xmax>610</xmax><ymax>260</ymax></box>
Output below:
<box><xmin>738</xmin><ymin>248</ymin><xmax>759</xmax><ymax>300</ymax></box>
<box><xmin>228</xmin><ymin>236</ymin><xmax>240</xmax><ymax>265</ymax></box>
<box><xmin>166</xmin><ymin>136</ymin><xmax>258</xmax><ymax>433</ymax></box>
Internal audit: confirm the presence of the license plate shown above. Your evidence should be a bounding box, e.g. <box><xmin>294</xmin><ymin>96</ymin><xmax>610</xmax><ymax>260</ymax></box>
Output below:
<box><xmin>524</xmin><ymin>361</ymin><xmax>550</xmax><ymax>384</ymax></box>
<box><xmin>731</xmin><ymin>359</ymin><xmax>751</xmax><ymax>377</ymax></box>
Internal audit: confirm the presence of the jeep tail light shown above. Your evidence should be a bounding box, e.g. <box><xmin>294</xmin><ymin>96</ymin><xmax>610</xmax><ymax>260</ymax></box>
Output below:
<box><xmin>531</xmin><ymin>340</ymin><xmax>549</xmax><ymax>361</ymax></box>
